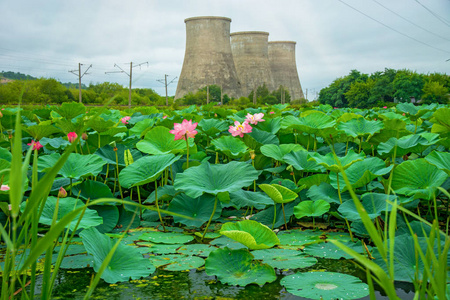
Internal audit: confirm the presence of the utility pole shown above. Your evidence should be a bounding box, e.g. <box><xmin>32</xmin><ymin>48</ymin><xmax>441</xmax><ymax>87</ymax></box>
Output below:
<box><xmin>69</xmin><ymin>63</ymin><xmax>92</xmax><ymax>103</ymax></box>
<box><xmin>106</xmin><ymin>61</ymin><xmax>148</xmax><ymax>108</ymax></box>
<box><xmin>157</xmin><ymin>75</ymin><xmax>177</xmax><ymax>106</ymax></box>
<box><xmin>206</xmin><ymin>85</ymin><xmax>210</xmax><ymax>104</ymax></box>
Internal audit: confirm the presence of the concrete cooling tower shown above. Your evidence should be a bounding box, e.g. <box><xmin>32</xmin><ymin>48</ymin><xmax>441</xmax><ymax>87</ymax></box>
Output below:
<box><xmin>230</xmin><ymin>31</ymin><xmax>274</xmax><ymax>97</ymax></box>
<box><xmin>175</xmin><ymin>16</ymin><xmax>241</xmax><ymax>100</ymax></box>
<box><xmin>268</xmin><ymin>41</ymin><xmax>304</xmax><ymax>100</ymax></box>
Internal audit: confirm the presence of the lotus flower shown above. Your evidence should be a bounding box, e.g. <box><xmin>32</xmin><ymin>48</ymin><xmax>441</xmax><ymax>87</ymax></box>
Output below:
<box><xmin>245</xmin><ymin>113</ymin><xmax>265</xmax><ymax>125</ymax></box>
<box><xmin>269</xmin><ymin>111</ymin><xmax>275</xmax><ymax>114</ymax></box>
<box><xmin>170</xmin><ymin>119</ymin><xmax>198</xmax><ymax>141</ymax></box>
<box><xmin>121</xmin><ymin>116</ymin><xmax>131</xmax><ymax>124</ymax></box>
<box><xmin>228</xmin><ymin>120</ymin><xmax>252</xmax><ymax>138</ymax></box>
<box><xmin>27</xmin><ymin>140</ymin><xmax>43</xmax><ymax>151</ymax></box>
<box><xmin>163</xmin><ymin>116</ymin><xmax>167</xmax><ymax>119</ymax></box>
<box><xmin>383</xmin><ymin>106</ymin><xmax>387</xmax><ymax>109</ymax></box>
<box><xmin>67</xmin><ymin>132</ymin><xmax>78</xmax><ymax>143</ymax></box>
<box><xmin>0</xmin><ymin>184</ymin><xmax>9</xmax><ymax>191</ymax></box>
<box><xmin>81</xmin><ymin>133</ymin><xmax>88</xmax><ymax>140</ymax></box>
<box><xmin>58</xmin><ymin>187</ymin><xmax>67</xmax><ymax>198</ymax></box>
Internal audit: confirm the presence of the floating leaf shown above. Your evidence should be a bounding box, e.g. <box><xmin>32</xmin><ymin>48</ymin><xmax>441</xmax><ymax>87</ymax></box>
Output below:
<box><xmin>176</xmin><ymin>244</ymin><xmax>217</xmax><ymax>257</ymax></box>
<box><xmin>219</xmin><ymin>220</ymin><xmax>280</xmax><ymax>250</ymax></box>
<box><xmin>251</xmin><ymin>248</ymin><xmax>317</xmax><ymax>270</ymax></box>
<box><xmin>303</xmin><ymin>241</ymin><xmax>369</xmax><ymax>259</ymax></box>
<box><xmin>139</xmin><ymin>231</ymin><xmax>194</xmax><ymax>244</ymax></box>
<box><xmin>60</xmin><ymin>254</ymin><xmax>94</xmax><ymax>269</ymax></box>
<box><xmin>277</xmin><ymin>229</ymin><xmax>322</xmax><ymax>247</ymax></box>
<box><xmin>205</xmin><ymin>247</ymin><xmax>276</xmax><ymax>286</ymax></box>
<box><xmin>149</xmin><ymin>254</ymin><xmax>205</xmax><ymax>271</ymax></box>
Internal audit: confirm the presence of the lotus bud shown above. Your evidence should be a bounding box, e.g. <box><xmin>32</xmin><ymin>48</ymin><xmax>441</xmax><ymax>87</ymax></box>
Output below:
<box><xmin>58</xmin><ymin>187</ymin><xmax>67</xmax><ymax>198</ymax></box>
<box><xmin>286</xmin><ymin>165</ymin><xmax>293</xmax><ymax>172</ymax></box>
<box><xmin>249</xmin><ymin>150</ymin><xmax>256</xmax><ymax>160</ymax></box>
<box><xmin>81</xmin><ymin>133</ymin><xmax>88</xmax><ymax>140</ymax></box>
<box><xmin>0</xmin><ymin>111</ymin><xmax>2</xmax><ymax>118</ymax></box>
<box><xmin>124</xmin><ymin>149</ymin><xmax>134</xmax><ymax>166</ymax></box>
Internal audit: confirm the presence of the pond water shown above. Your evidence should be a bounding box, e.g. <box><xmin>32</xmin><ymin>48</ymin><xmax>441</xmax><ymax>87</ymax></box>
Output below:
<box><xmin>42</xmin><ymin>258</ymin><xmax>415</xmax><ymax>299</ymax></box>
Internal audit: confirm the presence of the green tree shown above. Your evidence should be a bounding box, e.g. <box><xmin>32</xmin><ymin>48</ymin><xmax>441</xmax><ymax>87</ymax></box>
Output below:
<box><xmin>345</xmin><ymin>78</ymin><xmax>375</xmax><ymax>108</ymax></box>
<box><xmin>421</xmin><ymin>81</ymin><xmax>449</xmax><ymax>104</ymax></box>
<box><xmin>318</xmin><ymin>70</ymin><xmax>368</xmax><ymax>107</ymax></box>
<box><xmin>393</xmin><ymin>70</ymin><xmax>425</xmax><ymax>102</ymax></box>
<box><xmin>368</xmin><ymin>68</ymin><xmax>397</xmax><ymax>105</ymax></box>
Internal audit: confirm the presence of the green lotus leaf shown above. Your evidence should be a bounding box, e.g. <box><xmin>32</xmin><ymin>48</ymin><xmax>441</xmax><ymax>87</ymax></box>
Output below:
<box><xmin>219</xmin><ymin>220</ymin><xmax>280</xmax><ymax>250</ymax></box>
<box><xmin>173</xmin><ymin>161</ymin><xmax>259</xmax><ymax>198</ymax></box>
<box><xmin>139</xmin><ymin>231</ymin><xmax>194</xmax><ymax>244</ymax></box>
<box><xmin>338</xmin><ymin>193</ymin><xmax>396</xmax><ymax>222</ymax></box>
<box><xmin>90</xmin><ymin>205</ymin><xmax>119</xmax><ymax>233</ymax></box>
<box><xmin>38</xmin><ymin>153</ymin><xmax>106</xmax><ymax>180</ymax></box>
<box><xmin>24</xmin><ymin>124</ymin><xmax>61</xmax><ymax>140</ymax></box>
<box><xmin>211</xmin><ymin>135</ymin><xmax>248</xmax><ymax>159</ymax></box>
<box><xmin>330</xmin><ymin>157</ymin><xmax>393</xmax><ymax>192</ymax></box>
<box><xmin>225</xmin><ymin>190</ymin><xmax>273</xmax><ymax>210</ymax></box>
<box><xmin>136</xmin><ymin>243</ymin><xmax>182</xmax><ymax>255</ymax></box>
<box><xmin>425</xmin><ymin>151</ymin><xmax>450</xmax><ymax>175</ymax></box>
<box><xmin>396</xmin><ymin>102</ymin><xmax>436</xmax><ymax>119</ymax></box>
<box><xmin>119</xmin><ymin>154</ymin><xmax>181</xmax><ymax>188</ymax></box>
<box><xmin>116</xmin><ymin>205</ymin><xmax>140</xmax><ymax>229</ymax></box>
<box><xmin>260</xmin><ymin>144</ymin><xmax>304</xmax><ymax>162</ymax></box>
<box><xmin>80</xmin><ymin>227</ymin><xmax>155</xmax><ymax>283</ymax></box>
<box><xmin>251</xmin><ymin>248</ymin><xmax>317</xmax><ymax>270</ymax></box>
<box><xmin>277</xmin><ymin>229</ymin><xmax>323</xmax><ymax>247</ymax></box>
<box><xmin>281</xmin><ymin>112</ymin><xmax>335</xmax><ymax>135</ymax></box>
<box><xmin>243</xmin><ymin>128</ymin><xmax>279</xmax><ymax>152</ymax></box>
<box><xmin>377</xmin><ymin>133</ymin><xmax>441</xmax><ymax>157</ymax></box>
<box><xmin>0</xmin><ymin>158</ymin><xmax>11</xmax><ymax>185</ymax></box>
<box><xmin>72</xmin><ymin>180</ymin><xmax>114</xmax><ymax>201</ymax></box>
<box><xmin>149</xmin><ymin>254</ymin><xmax>205</xmax><ymax>271</ymax></box>
<box><xmin>0</xmin><ymin>147</ymin><xmax>12</xmax><ymax>162</ymax></box>
<box><xmin>336</xmin><ymin>112</ymin><xmax>363</xmax><ymax>123</ymax></box>
<box><xmin>303</xmin><ymin>241</ymin><xmax>369</xmax><ymax>259</ymax></box>
<box><xmin>391</xmin><ymin>159</ymin><xmax>447</xmax><ymax>200</ymax></box>
<box><xmin>430</xmin><ymin>107</ymin><xmax>450</xmax><ymax>134</ymax></box>
<box><xmin>60</xmin><ymin>254</ymin><xmax>94</xmax><ymax>269</ymax></box>
<box><xmin>297</xmin><ymin>174</ymin><xmax>330</xmax><ymax>189</ymax></box>
<box><xmin>176</xmin><ymin>244</ymin><xmax>217</xmax><ymax>257</ymax></box>
<box><xmin>254</xmin><ymin>117</ymin><xmax>281</xmax><ymax>134</ymax></box>
<box><xmin>282</xmin><ymin>150</ymin><xmax>324</xmax><ymax>172</ymax></box>
<box><xmin>40</xmin><ymin>137</ymin><xmax>71</xmax><ymax>150</ymax></box>
<box><xmin>307</xmin><ymin>182</ymin><xmax>352</xmax><ymax>205</ymax></box>
<box><xmin>309</xmin><ymin>149</ymin><xmax>365</xmax><ymax>173</ymax></box>
<box><xmin>258</xmin><ymin>183</ymin><xmax>298</xmax><ymax>204</ymax></box>
<box><xmin>87</xmin><ymin>116</ymin><xmax>116</xmax><ymax>133</ymax></box>
<box><xmin>136</xmin><ymin>126</ymin><xmax>194</xmax><ymax>155</ymax></box>
<box><xmin>205</xmin><ymin>247</ymin><xmax>276</xmax><ymax>286</ymax></box>
<box><xmin>281</xmin><ymin>271</ymin><xmax>369</xmax><ymax>299</ymax></box>
<box><xmin>53</xmin><ymin>102</ymin><xmax>86</xmax><ymax>120</ymax></box>
<box><xmin>95</xmin><ymin>144</ymin><xmax>142</xmax><ymax>166</ymax></box>
<box><xmin>38</xmin><ymin>196</ymin><xmax>103</xmax><ymax>231</ymax></box>
<box><xmin>294</xmin><ymin>200</ymin><xmax>330</xmax><ymax>219</ymax></box>
<box><xmin>168</xmin><ymin>193</ymin><xmax>222</xmax><ymax>228</ymax></box>
<box><xmin>337</xmin><ymin>117</ymin><xmax>384</xmax><ymax>138</ymax></box>
<box><xmin>145</xmin><ymin>185</ymin><xmax>178</xmax><ymax>204</ymax></box>
<box><xmin>129</xmin><ymin>118</ymin><xmax>156</xmax><ymax>137</ymax></box>
<box><xmin>209</xmin><ymin>236</ymin><xmax>247</xmax><ymax>249</ymax></box>
<box><xmin>198</xmin><ymin>118</ymin><xmax>229</xmax><ymax>136</ymax></box>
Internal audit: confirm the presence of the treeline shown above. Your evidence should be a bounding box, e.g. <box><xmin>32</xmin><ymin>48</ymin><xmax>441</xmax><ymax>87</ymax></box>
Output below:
<box><xmin>0</xmin><ymin>77</ymin><xmax>168</xmax><ymax>106</ymax></box>
<box><xmin>318</xmin><ymin>69</ymin><xmax>450</xmax><ymax>108</ymax></box>
<box><xmin>1</xmin><ymin>71</ymin><xmax>36</xmax><ymax>81</ymax></box>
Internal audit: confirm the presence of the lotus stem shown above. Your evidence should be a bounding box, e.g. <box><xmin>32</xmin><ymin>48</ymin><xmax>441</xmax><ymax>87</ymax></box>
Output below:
<box><xmin>114</xmin><ymin>149</ymin><xmax>123</xmax><ymax>201</ymax></box>
<box><xmin>281</xmin><ymin>203</ymin><xmax>288</xmax><ymax>230</ymax></box>
<box><xmin>271</xmin><ymin>202</ymin><xmax>277</xmax><ymax>230</ymax></box>
<box><xmin>336</xmin><ymin>172</ymin><xmax>355</xmax><ymax>242</ymax></box>
<box><xmin>185</xmin><ymin>134</ymin><xmax>189</xmax><ymax>169</ymax></box>
<box><xmin>104</xmin><ymin>164</ymin><xmax>109</xmax><ymax>185</ymax></box>
<box><xmin>201</xmin><ymin>194</ymin><xmax>218</xmax><ymax>241</ymax></box>
<box><xmin>137</xmin><ymin>186</ymin><xmax>142</xmax><ymax>219</ymax></box>
<box><xmin>155</xmin><ymin>180</ymin><xmax>166</xmax><ymax>232</ymax></box>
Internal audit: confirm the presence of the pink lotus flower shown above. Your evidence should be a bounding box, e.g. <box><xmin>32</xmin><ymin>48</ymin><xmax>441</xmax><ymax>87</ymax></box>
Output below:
<box><xmin>334</xmin><ymin>107</ymin><xmax>337</xmax><ymax>109</ymax></box>
<box><xmin>121</xmin><ymin>116</ymin><xmax>131</xmax><ymax>124</ymax></box>
<box><xmin>0</xmin><ymin>184</ymin><xmax>9</xmax><ymax>191</ymax></box>
<box><xmin>245</xmin><ymin>113</ymin><xmax>265</xmax><ymax>125</ymax></box>
<box><xmin>269</xmin><ymin>111</ymin><xmax>275</xmax><ymax>114</ymax></box>
<box><xmin>228</xmin><ymin>120</ymin><xmax>252</xmax><ymax>138</ymax></box>
<box><xmin>27</xmin><ymin>140</ymin><xmax>43</xmax><ymax>151</ymax></box>
<box><xmin>58</xmin><ymin>187</ymin><xmax>67</xmax><ymax>198</ymax></box>
<box><xmin>81</xmin><ymin>133</ymin><xmax>88</xmax><ymax>140</ymax></box>
<box><xmin>67</xmin><ymin>132</ymin><xmax>77</xmax><ymax>143</ymax></box>
<box><xmin>163</xmin><ymin>116</ymin><xmax>167</xmax><ymax>119</ymax></box>
<box><xmin>170</xmin><ymin>119</ymin><xmax>198</xmax><ymax>140</ymax></box>
<box><xmin>383</xmin><ymin>106</ymin><xmax>387</xmax><ymax>109</ymax></box>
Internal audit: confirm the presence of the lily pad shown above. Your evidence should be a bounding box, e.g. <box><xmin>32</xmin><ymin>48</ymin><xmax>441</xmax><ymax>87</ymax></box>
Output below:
<box><xmin>176</xmin><ymin>244</ymin><xmax>217</xmax><ymax>257</ymax></box>
<box><xmin>60</xmin><ymin>254</ymin><xmax>95</xmax><ymax>269</ymax></box>
<box><xmin>277</xmin><ymin>229</ymin><xmax>322</xmax><ymax>247</ymax></box>
<box><xmin>251</xmin><ymin>248</ymin><xmax>317</xmax><ymax>270</ymax></box>
<box><xmin>205</xmin><ymin>247</ymin><xmax>276</xmax><ymax>286</ymax></box>
<box><xmin>280</xmin><ymin>272</ymin><xmax>369</xmax><ymax>299</ymax></box>
<box><xmin>80</xmin><ymin>227</ymin><xmax>155</xmax><ymax>283</ymax></box>
<box><xmin>149</xmin><ymin>254</ymin><xmax>205</xmax><ymax>271</ymax></box>
<box><xmin>135</xmin><ymin>243</ymin><xmax>182</xmax><ymax>255</ymax></box>
<box><xmin>209</xmin><ymin>236</ymin><xmax>247</xmax><ymax>250</ymax></box>
<box><xmin>219</xmin><ymin>220</ymin><xmax>280</xmax><ymax>250</ymax></box>
<box><xmin>303</xmin><ymin>241</ymin><xmax>369</xmax><ymax>259</ymax></box>
<box><xmin>139</xmin><ymin>231</ymin><xmax>194</xmax><ymax>244</ymax></box>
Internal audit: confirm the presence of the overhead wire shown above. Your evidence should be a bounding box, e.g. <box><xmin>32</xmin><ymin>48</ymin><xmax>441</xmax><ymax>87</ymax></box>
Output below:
<box><xmin>337</xmin><ymin>0</ymin><xmax>450</xmax><ymax>55</ymax></box>
<box><xmin>413</xmin><ymin>0</ymin><xmax>450</xmax><ymax>28</ymax></box>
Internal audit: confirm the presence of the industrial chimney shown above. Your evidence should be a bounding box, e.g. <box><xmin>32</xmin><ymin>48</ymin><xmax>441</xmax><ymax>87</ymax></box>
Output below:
<box><xmin>175</xmin><ymin>16</ymin><xmax>241</xmax><ymax>100</ymax></box>
<box><xmin>230</xmin><ymin>31</ymin><xmax>274</xmax><ymax>98</ymax></box>
<box><xmin>268</xmin><ymin>41</ymin><xmax>304</xmax><ymax>101</ymax></box>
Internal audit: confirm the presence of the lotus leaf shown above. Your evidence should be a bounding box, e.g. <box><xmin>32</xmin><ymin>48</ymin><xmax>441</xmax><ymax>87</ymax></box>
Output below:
<box><xmin>176</xmin><ymin>244</ymin><xmax>217</xmax><ymax>257</ymax></box>
<box><xmin>430</xmin><ymin>107</ymin><xmax>450</xmax><ymax>134</ymax></box>
<box><xmin>250</xmin><ymin>202</ymin><xmax>296</xmax><ymax>229</ymax></box>
<box><xmin>338</xmin><ymin>193</ymin><xmax>396</xmax><ymax>221</ymax></box>
<box><xmin>205</xmin><ymin>247</ymin><xmax>276</xmax><ymax>286</ymax></box>
<box><xmin>297</xmin><ymin>174</ymin><xmax>330</xmax><ymax>189</ymax></box>
<box><xmin>139</xmin><ymin>231</ymin><xmax>194</xmax><ymax>244</ymax></box>
<box><xmin>37</xmin><ymin>196</ymin><xmax>102</xmax><ymax>231</ymax></box>
<box><xmin>277</xmin><ymin>229</ymin><xmax>322</xmax><ymax>247</ymax></box>
<box><xmin>219</xmin><ymin>220</ymin><xmax>280</xmax><ymax>250</ymax></box>
<box><xmin>282</xmin><ymin>150</ymin><xmax>324</xmax><ymax>172</ymax></box>
<box><xmin>145</xmin><ymin>185</ymin><xmax>178</xmax><ymax>204</ymax></box>
<box><xmin>168</xmin><ymin>193</ymin><xmax>222</xmax><ymax>228</ymax></box>
<box><xmin>40</xmin><ymin>137</ymin><xmax>71</xmax><ymax>150</ymax></box>
<box><xmin>24</xmin><ymin>124</ymin><xmax>61</xmax><ymax>140</ymax></box>
<box><xmin>38</xmin><ymin>153</ymin><xmax>106</xmax><ymax>180</ymax></box>
<box><xmin>337</xmin><ymin>117</ymin><xmax>384</xmax><ymax>138</ymax></box>
<box><xmin>60</xmin><ymin>254</ymin><xmax>95</xmax><ymax>269</ymax></box>
<box><xmin>95</xmin><ymin>144</ymin><xmax>143</xmax><ymax>166</ymax></box>
<box><xmin>254</xmin><ymin>117</ymin><xmax>281</xmax><ymax>134</ymax></box>
<box><xmin>91</xmin><ymin>205</ymin><xmax>119</xmax><ymax>233</ymax></box>
<box><xmin>148</xmin><ymin>254</ymin><xmax>205</xmax><ymax>271</ymax></box>
<box><xmin>391</xmin><ymin>158</ymin><xmax>447</xmax><ymax>200</ymax></box>
<box><xmin>243</xmin><ymin>128</ymin><xmax>279</xmax><ymax>152</ymax></box>
<box><xmin>80</xmin><ymin>227</ymin><xmax>155</xmax><ymax>283</ymax></box>
<box><xmin>310</xmin><ymin>149</ymin><xmax>365</xmax><ymax>173</ymax></box>
<box><xmin>136</xmin><ymin>126</ymin><xmax>194</xmax><ymax>155</ymax></box>
<box><xmin>251</xmin><ymin>248</ymin><xmax>317</xmax><ymax>269</ymax></box>
<box><xmin>53</xmin><ymin>102</ymin><xmax>86</xmax><ymax>120</ymax></box>
<box><xmin>307</xmin><ymin>182</ymin><xmax>352</xmax><ymax>205</ymax></box>
<box><xmin>129</xmin><ymin>118</ymin><xmax>156</xmax><ymax>137</ymax></box>
<box><xmin>280</xmin><ymin>272</ymin><xmax>369</xmax><ymax>299</ymax></box>
<box><xmin>119</xmin><ymin>154</ymin><xmax>181</xmax><ymax>188</ymax></box>
<box><xmin>209</xmin><ymin>236</ymin><xmax>247</xmax><ymax>249</ymax></box>
<box><xmin>173</xmin><ymin>161</ymin><xmax>259</xmax><ymax>198</ymax></box>
<box><xmin>378</xmin><ymin>133</ymin><xmax>441</xmax><ymax>157</ymax></box>
<box><xmin>260</xmin><ymin>144</ymin><xmax>304</xmax><ymax>162</ymax></box>
<box><xmin>294</xmin><ymin>200</ymin><xmax>330</xmax><ymax>219</ymax></box>
<box><xmin>425</xmin><ymin>151</ymin><xmax>450</xmax><ymax>175</ymax></box>
<box><xmin>303</xmin><ymin>241</ymin><xmax>369</xmax><ymax>259</ymax></box>
<box><xmin>72</xmin><ymin>180</ymin><xmax>114</xmax><ymax>201</ymax></box>
<box><xmin>198</xmin><ymin>118</ymin><xmax>229</xmax><ymax>136</ymax></box>
<box><xmin>136</xmin><ymin>243</ymin><xmax>182</xmax><ymax>255</ymax></box>
<box><xmin>211</xmin><ymin>135</ymin><xmax>248</xmax><ymax>159</ymax></box>
<box><xmin>225</xmin><ymin>190</ymin><xmax>273</xmax><ymax>210</ymax></box>
<box><xmin>258</xmin><ymin>184</ymin><xmax>297</xmax><ymax>204</ymax></box>
<box><xmin>281</xmin><ymin>112</ymin><xmax>335</xmax><ymax>135</ymax></box>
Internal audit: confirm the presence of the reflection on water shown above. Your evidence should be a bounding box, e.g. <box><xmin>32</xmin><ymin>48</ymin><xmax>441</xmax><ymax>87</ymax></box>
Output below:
<box><xmin>47</xmin><ymin>258</ymin><xmax>415</xmax><ymax>299</ymax></box>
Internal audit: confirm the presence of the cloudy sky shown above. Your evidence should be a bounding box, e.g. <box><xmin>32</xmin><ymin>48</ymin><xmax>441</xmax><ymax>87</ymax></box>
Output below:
<box><xmin>1</xmin><ymin>0</ymin><xmax>449</xmax><ymax>99</ymax></box>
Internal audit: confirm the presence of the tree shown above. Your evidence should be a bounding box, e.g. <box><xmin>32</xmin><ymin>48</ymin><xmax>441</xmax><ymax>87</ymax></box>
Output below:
<box><xmin>345</xmin><ymin>78</ymin><xmax>375</xmax><ymax>108</ymax></box>
<box><xmin>393</xmin><ymin>70</ymin><xmax>425</xmax><ymax>102</ymax></box>
<box><xmin>421</xmin><ymin>81</ymin><xmax>449</xmax><ymax>104</ymax></box>
<box><xmin>368</xmin><ymin>68</ymin><xmax>397</xmax><ymax>105</ymax></box>
<box><xmin>318</xmin><ymin>70</ymin><xmax>368</xmax><ymax>107</ymax></box>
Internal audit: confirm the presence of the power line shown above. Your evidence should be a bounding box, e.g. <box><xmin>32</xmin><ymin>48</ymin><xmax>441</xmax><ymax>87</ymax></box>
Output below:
<box><xmin>337</xmin><ymin>0</ymin><xmax>450</xmax><ymax>54</ymax></box>
<box><xmin>413</xmin><ymin>0</ymin><xmax>450</xmax><ymax>28</ymax></box>
<box><xmin>371</xmin><ymin>0</ymin><xmax>450</xmax><ymax>42</ymax></box>
<box><xmin>69</xmin><ymin>63</ymin><xmax>92</xmax><ymax>103</ymax></box>
<box><xmin>157</xmin><ymin>74</ymin><xmax>177</xmax><ymax>106</ymax></box>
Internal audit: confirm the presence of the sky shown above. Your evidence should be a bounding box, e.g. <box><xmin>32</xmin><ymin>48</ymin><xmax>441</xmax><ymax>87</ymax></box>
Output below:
<box><xmin>1</xmin><ymin>0</ymin><xmax>449</xmax><ymax>100</ymax></box>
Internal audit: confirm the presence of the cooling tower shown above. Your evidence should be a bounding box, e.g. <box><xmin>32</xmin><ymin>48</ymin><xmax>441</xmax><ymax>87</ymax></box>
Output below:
<box><xmin>268</xmin><ymin>41</ymin><xmax>304</xmax><ymax>101</ymax></box>
<box><xmin>231</xmin><ymin>31</ymin><xmax>274</xmax><ymax>97</ymax></box>
<box><xmin>175</xmin><ymin>16</ymin><xmax>241</xmax><ymax>100</ymax></box>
